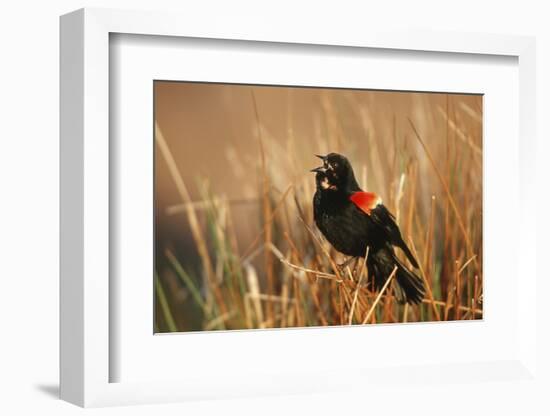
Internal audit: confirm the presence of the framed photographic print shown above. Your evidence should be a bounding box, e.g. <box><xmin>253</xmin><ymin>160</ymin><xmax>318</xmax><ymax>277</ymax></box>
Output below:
<box><xmin>153</xmin><ymin>81</ymin><xmax>483</xmax><ymax>333</ymax></box>
<box><xmin>60</xmin><ymin>7</ymin><xmax>539</xmax><ymax>408</ymax></box>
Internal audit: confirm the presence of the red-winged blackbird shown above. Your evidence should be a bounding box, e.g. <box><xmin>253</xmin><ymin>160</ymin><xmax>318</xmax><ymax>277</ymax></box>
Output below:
<box><xmin>311</xmin><ymin>153</ymin><xmax>425</xmax><ymax>304</ymax></box>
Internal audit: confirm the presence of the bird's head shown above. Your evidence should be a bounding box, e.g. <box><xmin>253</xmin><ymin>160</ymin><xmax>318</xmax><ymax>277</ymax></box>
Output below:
<box><xmin>313</xmin><ymin>169</ymin><xmax>334</xmax><ymax>191</ymax></box>
<box><xmin>311</xmin><ymin>153</ymin><xmax>359</xmax><ymax>192</ymax></box>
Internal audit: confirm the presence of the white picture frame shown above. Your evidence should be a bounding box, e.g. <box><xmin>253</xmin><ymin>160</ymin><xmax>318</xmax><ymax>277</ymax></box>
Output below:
<box><xmin>60</xmin><ymin>7</ymin><xmax>538</xmax><ymax>408</ymax></box>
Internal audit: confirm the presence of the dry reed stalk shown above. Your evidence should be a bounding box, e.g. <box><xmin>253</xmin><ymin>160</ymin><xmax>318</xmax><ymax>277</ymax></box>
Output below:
<box><xmin>422</xmin><ymin>195</ymin><xmax>436</xmax><ymax>281</ymax></box>
<box><xmin>281</xmin><ymin>192</ymin><xmax>297</xmax><ymax>246</ymax></box>
<box><xmin>420</xmin><ymin>298</ymin><xmax>482</xmax><ymax>316</ymax></box>
<box><xmin>405</xmin><ymin>163</ymin><xmax>417</xmax><ymax>242</ymax></box>
<box><xmin>356</xmin><ymin>287</ymin><xmax>373</xmax><ymax>312</ymax></box>
<box><xmin>408</xmin><ymin>118</ymin><xmax>479</xmax><ymax>275</ymax></box>
<box><xmin>443</xmin><ymin>99</ymin><xmax>452</xmax><ymax>297</ymax></box>
<box><xmin>204</xmin><ymin>310</ymin><xmax>237</xmax><ymax>331</ymax></box>
<box><xmin>239</xmin><ymin>184</ymin><xmax>293</xmax><ymax>262</ymax></box>
<box><xmin>246</xmin><ymin>293</ymin><xmax>297</xmax><ymax>328</ymax></box>
<box><xmin>408</xmin><ymin>237</ymin><xmax>441</xmax><ymax>321</ymax></box>
<box><xmin>402</xmin><ymin>303</ymin><xmax>409</xmax><ymax>323</ymax></box>
<box><xmin>362</xmin><ymin>266</ymin><xmax>398</xmax><ymax>324</ymax></box>
<box><xmin>444</xmin><ymin>289</ymin><xmax>453</xmax><ymax>321</ymax></box>
<box><xmin>436</xmin><ymin>106</ymin><xmax>482</xmax><ymax>158</ymax></box>
<box><xmin>460</xmin><ymin>256</ymin><xmax>476</xmax><ymax>312</ymax></box>
<box><xmin>250</xmin><ymin>89</ymin><xmax>275</xmax><ymax>324</ymax></box>
<box><xmin>382</xmin><ymin>285</ymin><xmax>395</xmax><ymax>323</ymax></box>
<box><xmin>243</xmin><ymin>295</ymin><xmax>253</xmax><ymax>329</ymax></box>
<box><xmin>341</xmin><ymin>285</ymin><xmax>355</xmax><ymax>325</ymax></box>
<box><xmin>348</xmin><ymin>270</ymin><xmax>364</xmax><ymax>325</ymax></box>
<box><xmin>348</xmin><ymin>247</ymin><xmax>370</xmax><ymax>325</ymax></box>
<box><xmin>394</xmin><ymin>173</ymin><xmax>406</xmax><ymax>224</ymax></box>
<box><xmin>459</xmin><ymin>102</ymin><xmax>483</xmax><ymax>123</ymax></box>
<box><xmin>293</xmin><ymin>277</ymin><xmax>304</xmax><ymax>327</ymax></box>
<box><xmin>455</xmin><ymin>260</ymin><xmax>461</xmax><ymax>320</ymax></box>
<box><xmin>247</xmin><ymin>293</ymin><xmax>297</xmax><ymax>304</ymax></box>
<box><xmin>310</xmin><ymin>285</ymin><xmax>328</xmax><ymax>326</ymax></box>
<box><xmin>244</xmin><ymin>264</ymin><xmax>265</xmax><ymax>328</ymax></box>
<box><xmin>474</xmin><ymin>274</ymin><xmax>480</xmax><ymax>309</ymax></box>
<box><xmin>211</xmin><ymin>196</ymin><xmax>229</xmax><ymax>277</ymax></box>
<box><xmin>458</xmin><ymin>255</ymin><xmax>477</xmax><ymax>274</ymax></box>
<box><xmin>268</xmin><ymin>243</ymin><xmax>342</xmax><ymax>282</ymax></box>
<box><xmin>287</xmin><ymin>305</ymin><xmax>296</xmax><ymax>328</ymax></box>
<box><xmin>328</xmin><ymin>280</ymin><xmax>340</xmax><ymax>322</ymax></box>
<box><xmin>223</xmin><ymin>199</ymin><xmax>241</xmax><ymax>259</ymax></box>
<box><xmin>389</xmin><ymin>115</ymin><xmax>397</xmax><ymax>210</ymax></box>
<box><xmin>166</xmin><ymin>198</ymin><xmax>257</xmax><ymax>216</ymax></box>
<box><xmin>338</xmin><ymin>285</ymin><xmax>345</xmax><ymax>325</ymax></box>
<box><xmin>223</xmin><ymin>202</ymin><xmax>248</xmax><ymax>314</ymax></box>
<box><xmin>156</xmin><ymin>123</ymin><xmax>227</xmax><ymax>315</ymax></box>
<box><xmin>280</xmin><ymin>273</ymin><xmax>290</xmax><ymax>328</ymax></box>
<box><xmin>284</xmin><ymin>232</ymin><xmax>329</xmax><ymax>325</ymax></box>
<box><xmin>282</xmin><ymin>231</ymin><xmax>302</xmax><ymax>263</ymax></box>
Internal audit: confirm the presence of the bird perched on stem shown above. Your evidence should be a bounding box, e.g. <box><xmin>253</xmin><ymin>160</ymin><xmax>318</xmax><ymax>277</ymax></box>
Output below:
<box><xmin>311</xmin><ymin>153</ymin><xmax>425</xmax><ymax>304</ymax></box>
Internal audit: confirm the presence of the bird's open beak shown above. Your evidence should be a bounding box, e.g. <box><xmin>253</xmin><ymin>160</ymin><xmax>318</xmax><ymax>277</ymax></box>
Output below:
<box><xmin>311</xmin><ymin>154</ymin><xmax>328</xmax><ymax>173</ymax></box>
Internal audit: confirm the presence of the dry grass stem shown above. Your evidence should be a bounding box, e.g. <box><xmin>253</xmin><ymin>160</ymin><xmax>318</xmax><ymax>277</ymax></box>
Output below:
<box><xmin>408</xmin><ymin>237</ymin><xmax>441</xmax><ymax>321</ymax></box>
<box><xmin>362</xmin><ymin>266</ymin><xmax>398</xmax><ymax>324</ymax></box>
<box><xmin>408</xmin><ymin>118</ymin><xmax>480</xmax><ymax>274</ymax></box>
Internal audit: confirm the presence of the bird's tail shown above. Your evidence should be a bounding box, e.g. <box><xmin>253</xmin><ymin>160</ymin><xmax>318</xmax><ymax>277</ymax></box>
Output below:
<box><xmin>370</xmin><ymin>247</ymin><xmax>425</xmax><ymax>305</ymax></box>
<box><xmin>398</xmin><ymin>239</ymin><xmax>419</xmax><ymax>268</ymax></box>
<box><xmin>393</xmin><ymin>254</ymin><xmax>425</xmax><ymax>304</ymax></box>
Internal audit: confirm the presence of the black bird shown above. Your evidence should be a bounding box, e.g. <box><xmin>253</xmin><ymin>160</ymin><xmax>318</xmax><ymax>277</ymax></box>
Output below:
<box><xmin>311</xmin><ymin>153</ymin><xmax>425</xmax><ymax>304</ymax></box>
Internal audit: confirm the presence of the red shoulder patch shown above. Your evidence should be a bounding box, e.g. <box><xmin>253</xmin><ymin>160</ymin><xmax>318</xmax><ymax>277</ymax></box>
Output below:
<box><xmin>349</xmin><ymin>192</ymin><xmax>382</xmax><ymax>215</ymax></box>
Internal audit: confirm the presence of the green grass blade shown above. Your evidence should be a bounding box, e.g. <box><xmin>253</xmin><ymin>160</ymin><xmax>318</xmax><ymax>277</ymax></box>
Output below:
<box><xmin>155</xmin><ymin>272</ymin><xmax>178</xmax><ymax>332</ymax></box>
<box><xmin>165</xmin><ymin>249</ymin><xmax>209</xmax><ymax>315</ymax></box>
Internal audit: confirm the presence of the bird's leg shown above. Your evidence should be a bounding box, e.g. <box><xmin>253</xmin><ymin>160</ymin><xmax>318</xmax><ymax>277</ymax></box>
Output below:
<box><xmin>337</xmin><ymin>256</ymin><xmax>357</xmax><ymax>272</ymax></box>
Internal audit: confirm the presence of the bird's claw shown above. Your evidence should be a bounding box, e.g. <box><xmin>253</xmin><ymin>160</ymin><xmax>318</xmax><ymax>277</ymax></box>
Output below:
<box><xmin>336</xmin><ymin>257</ymin><xmax>357</xmax><ymax>273</ymax></box>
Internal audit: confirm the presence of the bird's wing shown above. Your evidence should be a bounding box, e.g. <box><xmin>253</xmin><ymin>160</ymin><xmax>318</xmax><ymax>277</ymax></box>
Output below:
<box><xmin>349</xmin><ymin>192</ymin><xmax>401</xmax><ymax>243</ymax></box>
<box><xmin>348</xmin><ymin>191</ymin><xmax>382</xmax><ymax>215</ymax></box>
<box><xmin>349</xmin><ymin>192</ymin><xmax>419</xmax><ymax>267</ymax></box>
<box><xmin>369</xmin><ymin>204</ymin><xmax>402</xmax><ymax>242</ymax></box>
